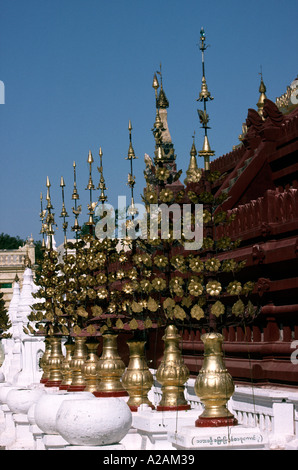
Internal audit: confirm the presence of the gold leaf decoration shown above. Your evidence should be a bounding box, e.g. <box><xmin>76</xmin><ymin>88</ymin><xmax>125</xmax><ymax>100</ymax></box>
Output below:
<box><xmin>91</xmin><ymin>305</ymin><xmax>103</xmax><ymax>317</ymax></box>
<box><xmin>147</xmin><ymin>297</ymin><xmax>159</xmax><ymax>312</ymax></box>
<box><xmin>86</xmin><ymin>324</ymin><xmax>97</xmax><ymax>335</ymax></box>
<box><xmin>129</xmin><ymin>318</ymin><xmax>138</xmax><ymax>330</ymax></box>
<box><xmin>76</xmin><ymin>306</ymin><xmax>88</xmax><ymax>318</ymax></box>
<box><xmin>131</xmin><ymin>301</ymin><xmax>143</xmax><ymax>313</ymax></box>
<box><xmin>190</xmin><ymin>304</ymin><xmax>205</xmax><ymax>320</ymax></box>
<box><xmin>115</xmin><ymin>319</ymin><xmax>124</xmax><ymax>329</ymax></box>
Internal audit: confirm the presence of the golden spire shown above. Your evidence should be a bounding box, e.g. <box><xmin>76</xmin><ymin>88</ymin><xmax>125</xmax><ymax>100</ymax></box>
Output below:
<box><xmin>197</xmin><ymin>28</ymin><xmax>213</xmax><ymax>103</ymax></box>
<box><xmin>126</xmin><ymin>120</ymin><xmax>138</xmax><ymax>219</ymax></box>
<box><xmin>97</xmin><ymin>147</ymin><xmax>108</xmax><ymax>204</ymax></box>
<box><xmin>184</xmin><ymin>134</ymin><xmax>202</xmax><ymax>184</ymax></box>
<box><xmin>257</xmin><ymin>69</ymin><xmax>267</xmax><ymax>118</ymax></box>
<box><xmin>39</xmin><ymin>192</ymin><xmax>46</xmax><ymax>251</ymax></box>
<box><xmin>60</xmin><ymin>176</ymin><xmax>69</xmax><ymax>246</ymax></box>
<box><xmin>157</xmin><ymin>63</ymin><xmax>169</xmax><ymax>109</ymax></box>
<box><xmin>152</xmin><ymin>73</ymin><xmax>165</xmax><ymax>163</ymax></box>
<box><xmin>85</xmin><ymin>150</ymin><xmax>96</xmax><ymax>228</ymax></box>
<box><xmin>72</xmin><ymin>161</ymin><xmax>79</xmax><ymax>200</ymax></box>
<box><xmin>86</xmin><ymin>150</ymin><xmax>95</xmax><ymax>190</ymax></box>
<box><xmin>71</xmin><ymin>161</ymin><xmax>81</xmax><ymax>236</ymax></box>
<box><xmin>197</xmin><ymin>27</ymin><xmax>215</xmax><ymax>171</ymax></box>
<box><xmin>44</xmin><ymin>177</ymin><xmax>57</xmax><ymax>250</ymax></box>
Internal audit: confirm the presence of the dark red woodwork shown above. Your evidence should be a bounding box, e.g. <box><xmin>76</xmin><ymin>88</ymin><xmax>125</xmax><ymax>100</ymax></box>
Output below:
<box><xmin>178</xmin><ymin>100</ymin><xmax>298</xmax><ymax>388</ymax></box>
<box><xmin>136</xmin><ymin>100</ymin><xmax>298</xmax><ymax>389</ymax></box>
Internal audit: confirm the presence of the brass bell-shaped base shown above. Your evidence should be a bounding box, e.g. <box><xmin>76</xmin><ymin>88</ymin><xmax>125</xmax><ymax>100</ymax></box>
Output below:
<box><xmin>194</xmin><ymin>332</ymin><xmax>238</xmax><ymax>427</ymax></box>
<box><xmin>122</xmin><ymin>340</ymin><xmax>154</xmax><ymax>411</ymax></box>
<box><xmin>40</xmin><ymin>337</ymin><xmax>52</xmax><ymax>384</ymax></box>
<box><xmin>94</xmin><ymin>332</ymin><xmax>127</xmax><ymax>397</ymax></box>
<box><xmin>59</xmin><ymin>338</ymin><xmax>75</xmax><ymax>390</ymax></box>
<box><xmin>68</xmin><ymin>336</ymin><xmax>88</xmax><ymax>392</ymax></box>
<box><xmin>83</xmin><ymin>338</ymin><xmax>101</xmax><ymax>394</ymax></box>
<box><xmin>45</xmin><ymin>336</ymin><xmax>64</xmax><ymax>388</ymax></box>
<box><xmin>156</xmin><ymin>324</ymin><xmax>190</xmax><ymax>411</ymax></box>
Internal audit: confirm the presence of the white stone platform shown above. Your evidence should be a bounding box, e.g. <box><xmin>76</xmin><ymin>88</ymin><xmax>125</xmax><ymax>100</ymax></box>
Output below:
<box><xmin>168</xmin><ymin>424</ymin><xmax>267</xmax><ymax>450</ymax></box>
<box><xmin>130</xmin><ymin>406</ymin><xmax>200</xmax><ymax>450</ymax></box>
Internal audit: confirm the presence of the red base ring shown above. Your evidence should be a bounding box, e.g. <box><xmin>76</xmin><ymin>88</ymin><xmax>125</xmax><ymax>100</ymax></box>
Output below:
<box><xmin>156</xmin><ymin>404</ymin><xmax>191</xmax><ymax>412</ymax></box>
<box><xmin>93</xmin><ymin>390</ymin><xmax>128</xmax><ymax>398</ymax></box>
<box><xmin>195</xmin><ymin>416</ymin><xmax>238</xmax><ymax>427</ymax></box>
<box><xmin>58</xmin><ymin>385</ymin><xmax>70</xmax><ymax>390</ymax></box>
<box><xmin>45</xmin><ymin>381</ymin><xmax>62</xmax><ymax>388</ymax></box>
<box><xmin>129</xmin><ymin>404</ymin><xmax>155</xmax><ymax>412</ymax></box>
<box><xmin>67</xmin><ymin>385</ymin><xmax>86</xmax><ymax>392</ymax></box>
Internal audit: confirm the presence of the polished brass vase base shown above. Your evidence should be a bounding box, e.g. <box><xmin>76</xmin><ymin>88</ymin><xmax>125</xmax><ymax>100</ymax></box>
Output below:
<box><xmin>59</xmin><ymin>339</ymin><xmax>75</xmax><ymax>391</ymax></box>
<box><xmin>156</xmin><ymin>325</ymin><xmax>190</xmax><ymax>411</ymax></box>
<box><xmin>121</xmin><ymin>340</ymin><xmax>155</xmax><ymax>411</ymax></box>
<box><xmin>68</xmin><ymin>336</ymin><xmax>88</xmax><ymax>392</ymax></box>
<box><xmin>95</xmin><ymin>332</ymin><xmax>128</xmax><ymax>398</ymax></box>
<box><xmin>45</xmin><ymin>336</ymin><xmax>64</xmax><ymax>388</ymax></box>
<box><xmin>194</xmin><ymin>332</ymin><xmax>238</xmax><ymax>428</ymax></box>
<box><xmin>40</xmin><ymin>337</ymin><xmax>52</xmax><ymax>384</ymax></box>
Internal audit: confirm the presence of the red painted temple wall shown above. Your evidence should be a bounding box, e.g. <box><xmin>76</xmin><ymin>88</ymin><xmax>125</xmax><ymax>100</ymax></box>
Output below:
<box><xmin>146</xmin><ymin>100</ymin><xmax>298</xmax><ymax>388</ymax></box>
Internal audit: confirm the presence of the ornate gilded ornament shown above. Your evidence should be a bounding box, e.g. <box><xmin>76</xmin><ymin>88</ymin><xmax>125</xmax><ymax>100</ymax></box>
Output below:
<box><xmin>194</xmin><ymin>333</ymin><xmax>238</xmax><ymax>427</ymax></box>
<box><xmin>95</xmin><ymin>332</ymin><xmax>127</xmax><ymax>397</ymax></box>
<box><xmin>68</xmin><ymin>336</ymin><xmax>88</xmax><ymax>392</ymax></box>
<box><xmin>122</xmin><ymin>340</ymin><xmax>154</xmax><ymax>411</ymax></box>
<box><xmin>156</xmin><ymin>325</ymin><xmax>190</xmax><ymax>411</ymax></box>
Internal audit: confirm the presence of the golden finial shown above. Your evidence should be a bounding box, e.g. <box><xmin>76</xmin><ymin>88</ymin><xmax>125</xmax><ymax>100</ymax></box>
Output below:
<box><xmin>197</xmin><ymin>27</ymin><xmax>213</xmax><ymax>103</ymax></box>
<box><xmin>86</xmin><ymin>150</ymin><xmax>95</xmax><ymax>191</ymax></box>
<box><xmin>197</xmin><ymin>28</ymin><xmax>215</xmax><ymax>171</ymax></box>
<box><xmin>39</xmin><ymin>191</ymin><xmax>46</xmax><ymax>250</ymax></box>
<box><xmin>257</xmin><ymin>68</ymin><xmax>267</xmax><ymax>118</ymax></box>
<box><xmin>152</xmin><ymin>73</ymin><xmax>159</xmax><ymax>99</ymax></box>
<box><xmin>72</xmin><ymin>161</ymin><xmax>79</xmax><ymax>200</ymax></box>
<box><xmin>198</xmin><ymin>135</ymin><xmax>214</xmax><ymax>171</ymax></box>
<box><xmin>152</xmin><ymin>71</ymin><xmax>165</xmax><ymax>163</ymax></box>
<box><xmin>184</xmin><ymin>134</ymin><xmax>202</xmax><ymax>184</ymax></box>
<box><xmin>60</xmin><ymin>176</ymin><xmax>69</xmax><ymax>246</ymax></box>
<box><xmin>126</xmin><ymin>121</ymin><xmax>138</xmax><ymax>219</ymax></box>
<box><xmin>86</xmin><ymin>150</ymin><xmax>96</xmax><ymax>229</ymax></box>
<box><xmin>97</xmin><ymin>147</ymin><xmax>108</xmax><ymax>204</ymax></box>
<box><xmin>44</xmin><ymin>177</ymin><xmax>56</xmax><ymax>250</ymax></box>
<box><xmin>126</xmin><ymin>120</ymin><xmax>137</xmax><ymax>160</ymax></box>
<box><xmin>157</xmin><ymin>63</ymin><xmax>169</xmax><ymax>109</ymax></box>
<box><xmin>71</xmin><ymin>161</ymin><xmax>81</xmax><ymax>235</ymax></box>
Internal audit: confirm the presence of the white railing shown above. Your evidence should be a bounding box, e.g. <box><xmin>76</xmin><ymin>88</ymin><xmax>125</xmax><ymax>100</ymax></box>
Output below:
<box><xmin>0</xmin><ymin>252</ymin><xmax>26</xmax><ymax>267</ymax></box>
<box><xmin>150</xmin><ymin>374</ymin><xmax>298</xmax><ymax>440</ymax></box>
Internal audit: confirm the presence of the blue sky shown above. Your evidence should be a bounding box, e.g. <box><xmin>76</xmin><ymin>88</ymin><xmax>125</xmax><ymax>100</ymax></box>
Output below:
<box><xmin>0</xmin><ymin>0</ymin><xmax>297</xmax><ymax>246</ymax></box>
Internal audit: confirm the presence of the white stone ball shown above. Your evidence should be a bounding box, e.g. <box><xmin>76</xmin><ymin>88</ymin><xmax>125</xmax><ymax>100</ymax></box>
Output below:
<box><xmin>0</xmin><ymin>385</ymin><xmax>18</xmax><ymax>404</ymax></box>
<box><xmin>56</xmin><ymin>397</ymin><xmax>132</xmax><ymax>446</ymax></box>
<box><xmin>34</xmin><ymin>391</ymin><xmax>95</xmax><ymax>435</ymax></box>
<box><xmin>6</xmin><ymin>388</ymin><xmax>45</xmax><ymax>414</ymax></box>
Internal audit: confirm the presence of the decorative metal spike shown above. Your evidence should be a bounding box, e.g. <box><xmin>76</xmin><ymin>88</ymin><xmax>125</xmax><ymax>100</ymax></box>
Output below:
<box><xmin>72</xmin><ymin>162</ymin><xmax>79</xmax><ymax>200</ymax></box>
<box><xmin>125</xmin><ymin>121</ymin><xmax>138</xmax><ymax>219</ymax></box>
<box><xmin>97</xmin><ymin>147</ymin><xmax>108</xmax><ymax>203</ymax></box>
<box><xmin>197</xmin><ymin>27</ymin><xmax>215</xmax><ymax>171</ymax></box>
<box><xmin>60</xmin><ymin>175</ymin><xmax>69</xmax><ymax>247</ymax></box>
